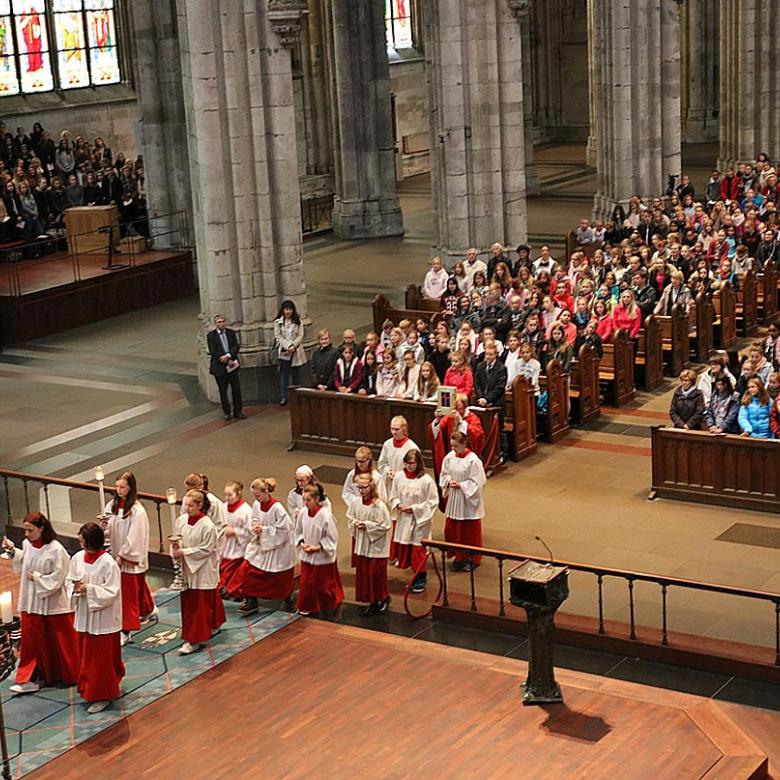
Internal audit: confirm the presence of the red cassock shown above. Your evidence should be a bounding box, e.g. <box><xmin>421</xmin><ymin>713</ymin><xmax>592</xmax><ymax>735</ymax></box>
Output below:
<box><xmin>120</xmin><ymin>572</ymin><xmax>156</xmax><ymax>632</ymax></box>
<box><xmin>180</xmin><ymin>589</ymin><xmax>227</xmax><ymax>644</ymax></box>
<box><xmin>444</xmin><ymin>518</ymin><xmax>483</xmax><ymax>563</ymax></box>
<box><xmin>354</xmin><ymin>557</ymin><xmax>388</xmax><ymax>603</ymax></box>
<box><xmin>395</xmin><ymin>543</ymin><xmax>427</xmax><ymax>572</ymax></box>
<box><xmin>218</xmin><ymin>557</ymin><xmax>244</xmax><ymax>591</ymax></box>
<box><xmin>77</xmin><ymin>632</ymin><xmax>125</xmax><ymax>703</ymax></box>
<box><xmin>228</xmin><ymin>561</ymin><xmax>294</xmax><ymax>600</ymax></box>
<box><xmin>297</xmin><ymin>562</ymin><xmax>344</xmax><ymax>613</ymax></box>
<box><xmin>17</xmin><ymin>612</ymin><xmax>80</xmax><ymax>686</ymax></box>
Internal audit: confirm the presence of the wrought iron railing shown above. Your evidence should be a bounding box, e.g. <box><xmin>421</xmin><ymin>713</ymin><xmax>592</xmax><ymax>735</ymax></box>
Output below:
<box><xmin>301</xmin><ymin>193</ymin><xmax>334</xmax><ymax>235</ymax></box>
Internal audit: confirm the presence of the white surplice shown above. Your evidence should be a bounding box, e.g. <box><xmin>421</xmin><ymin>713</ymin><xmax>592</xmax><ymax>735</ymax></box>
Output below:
<box><xmin>68</xmin><ymin>551</ymin><xmax>122</xmax><ymax>634</ymax></box>
<box><xmin>347</xmin><ymin>498</ymin><xmax>392</xmax><ymax>558</ymax></box>
<box><xmin>439</xmin><ymin>451</ymin><xmax>486</xmax><ymax>520</ymax></box>
<box><xmin>294</xmin><ymin>505</ymin><xmax>339</xmax><ymax>565</ymax></box>
<box><xmin>377</xmin><ymin>437</ymin><xmax>420</xmax><ymax>516</ymax></box>
<box><xmin>172</xmin><ymin>514</ymin><xmax>220</xmax><ymax>590</ymax></box>
<box><xmin>222</xmin><ymin>501</ymin><xmax>253</xmax><ymax>561</ymax></box>
<box><xmin>389</xmin><ymin>472</ymin><xmax>439</xmax><ymax>545</ymax></box>
<box><xmin>341</xmin><ymin>468</ymin><xmax>388</xmax><ymax>508</ymax></box>
<box><xmin>12</xmin><ymin>539</ymin><xmax>72</xmax><ymax>615</ymax></box>
<box><xmin>246</xmin><ymin>500</ymin><xmax>295</xmax><ymax>572</ymax></box>
<box><xmin>104</xmin><ymin>499</ymin><xmax>149</xmax><ymax>574</ymax></box>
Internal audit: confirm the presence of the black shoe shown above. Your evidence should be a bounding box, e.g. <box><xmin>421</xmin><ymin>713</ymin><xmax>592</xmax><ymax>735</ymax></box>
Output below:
<box><xmin>410</xmin><ymin>578</ymin><xmax>427</xmax><ymax>594</ymax></box>
<box><xmin>238</xmin><ymin>598</ymin><xmax>259</xmax><ymax>615</ymax></box>
<box><xmin>376</xmin><ymin>597</ymin><xmax>391</xmax><ymax>614</ymax></box>
<box><xmin>461</xmin><ymin>561</ymin><xmax>480</xmax><ymax>573</ymax></box>
<box><xmin>280</xmin><ymin>398</ymin><xmax>288</xmax><ymax>406</ymax></box>
<box><xmin>223</xmin><ymin>413</ymin><xmax>232</xmax><ymax>421</ymax></box>
<box><xmin>451</xmin><ymin>561</ymin><xmax>466</xmax><ymax>572</ymax></box>
<box><xmin>363</xmin><ymin>603</ymin><xmax>377</xmax><ymax>616</ymax></box>
<box><xmin>233</xmin><ymin>412</ymin><xmax>247</xmax><ymax>419</ymax></box>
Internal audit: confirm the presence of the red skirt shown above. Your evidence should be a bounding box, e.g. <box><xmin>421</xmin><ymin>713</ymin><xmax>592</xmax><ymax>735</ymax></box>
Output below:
<box><xmin>77</xmin><ymin>631</ymin><xmax>125</xmax><ymax>703</ymax></box>
<box><xmin>120</xmin><ymin>572</ymin><xmax>156</xmax><ymax>632</ymax></box>
<box><xmin>444</xmin><ymin>518</ymin><xmax>483</xmax><ymax>563</ymax></box>
<box><xmin>219</xmin><ymin>557</ymin><xmax>244</xmax><ymax>591</ymax></box>
<box><xmin>17</xmin><ymin>612</ymin><xmax>80</xmax><ymax>686</ymax></box>
<box><xmin>395</xmin><ymin>543</ymin><xmax>427</xmax><ymax>572</ymax></box>
<box><xmin>228</xmin><ymin>560</ymin><xmax>294</xmax><ymax>600</ymax></box>
<box><xmin>354</xmin><ymin>556</ymin><xmax>388</xmax><ymax>604</ymax></box>
<box><xmin>180</xmin><ymin>588</ymin><xmax>226</xmax><ymax>644</ymax></box>
<box><xmin>297</xmin><ymin>561</ymin><xmax>344</xmax><ymax>613</ymax></box>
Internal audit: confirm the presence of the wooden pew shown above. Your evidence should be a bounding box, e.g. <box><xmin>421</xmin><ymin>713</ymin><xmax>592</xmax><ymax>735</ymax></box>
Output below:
<box><xmin>757</xmin><ymin>259</ymin><xmax>778</xmax><ymax>322</ymax></box>
<box><xmin>564</xmin><ymin>231</ymin><xmax>599</xmax><ymax>261</ymax></box>
<box><xmin>635</xmin><ymin>316</ymin><xmax>664</xmax><ymax>390</ymax></box>
<box><xmin>650</xmin><ymin>426</ymin><xmax>780</xmax><ymax>514</ymax></box>
<box><xmin>599</xmin><ymin>329</ymin><xmax>636</xmax><ymax>405</ymax></box>
<box><xmin>539</xmin><ymin>359</ymin><xmax>571</xmax><ymax>443</ymax></box>
<box><xmin>503</xmin><ymin>375</ymin><xmax>538</xmax><ymax>461</ymax></box>
<box><xmin>373</xmin><ymin>294</ymin><xmax>444</xmax><ymax>335</ymax></box>
<box><xmin>405</xmin><ymin>285</ymin><xmax>443</xmax><ymax>313</ymax></box>
<box><xmin>569</xmin><ymin>343</ymin><xmax>601</xmax><ymax>423</ymax></box>
<box><xmin>288</xmin><ymin>388</ymin><xmax>502</xmax><ymax>472</ymax></box>
<box><xmin>654</xmin><ymin>305</ymin><xmax>690</xmax><ymax>377</ymax></box>
<box><xmin>735</xmin><ymin>269</ymin><xmax>758</xmax><ymax>336</ymax></box>
<box><xmin>688</xmin><ymin>292</ymin><xmax>714</xmax><ymax>363</ymax></box>
<box><xmin>712</xmin><ymin>282</ymin><xmax>737</xmax><ymax>350</ymax></box>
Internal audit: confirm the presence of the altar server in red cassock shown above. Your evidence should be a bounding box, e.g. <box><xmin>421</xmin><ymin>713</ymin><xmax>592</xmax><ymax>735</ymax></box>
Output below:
<box><xmin>440</xmin><ymin>431</ymin><xmax>487</xmax><ymax>571</ymax></box>
<box><xmin>218</xmin><ymin>480</ymin><xmax>253</xmax><ymax>594</ymax></box>
<box><xmin>68</xmin><ymin>522</ymin><xmax>125</xmax><ymax>714</ymax></box>
<box><xmin>295</xmin><ymin>484</ymin><xmax>344</xmax><ymax>616</ymax></box>
<box><xmin>3</xmin><ymin>512</ymin><xmax>79</xmax><ymax>695</ymax></box>
<box><xmin>104</xmin><ymin>471</ymin><xmax>157</xmax><ymax>645</ymax></box>
<box><xmin>230</xmin><ymin>477</ymin><xmax>295</xmax><ymax>614</ymax></box>
<box><xmin>347</xmin><ymin>474</ymin><xmax>391</xmax><ymax>615</ymax></box>
<box><xmin>430</xmin><ymin>394</ymin><xmax>486</xmax><ymax>486</ymax></box>
<box><xmin>171</xmin><ymin>490</ymin><xmax>226</xmax><ymax>655</ymax></box>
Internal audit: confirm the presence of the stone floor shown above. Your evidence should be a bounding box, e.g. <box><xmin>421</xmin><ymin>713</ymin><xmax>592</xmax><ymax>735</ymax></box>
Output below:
<box><xmin>2</xmin><ymin>143</ymin><xmax>779</xmax><ymax>654</ymax></box>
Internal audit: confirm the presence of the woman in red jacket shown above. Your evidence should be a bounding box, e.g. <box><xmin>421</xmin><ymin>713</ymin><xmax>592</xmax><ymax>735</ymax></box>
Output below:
<box><xmin>613</xmin><ymin>289</ymin><xmax>642</xmax><ymax>339</ymax></box>
<box><xmin>592</xmin><ymin>299</ymin><xmax>615</xmax><ymax>343</ymax></box>
<box><xmin>443</xmin><ymin>351</ymin><xmax>474</xmax><ymax>399</ymax></box>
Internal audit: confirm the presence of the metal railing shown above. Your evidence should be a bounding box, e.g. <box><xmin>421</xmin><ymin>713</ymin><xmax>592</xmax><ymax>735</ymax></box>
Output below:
<box><xmin>423</xmin><ymin>540</ymin><xmax>780</xmax><ymax>666</ymax></box>
<box><xmin>301</xmin><ymin>193</ymin><xmax>334</xmax><ymax>236</ymax></box>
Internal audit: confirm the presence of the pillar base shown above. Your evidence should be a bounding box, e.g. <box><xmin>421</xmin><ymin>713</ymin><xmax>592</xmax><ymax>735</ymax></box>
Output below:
<box><xmin>331</xmin><ymin>199</ymin><xmax>405</xmax><ymax>240</ymax></box>
<box><xmin>199</xmin><ymin>362</ymin><xmax>312</xmax><ymax>406</ymax></box>
<box><xmin>526</xmin><ymin>163</ymin><xmax>541</xmax><ymax>198</ymax></box>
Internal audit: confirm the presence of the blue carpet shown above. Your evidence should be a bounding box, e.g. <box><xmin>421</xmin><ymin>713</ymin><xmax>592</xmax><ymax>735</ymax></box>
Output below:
<box><xmin>0</xmin><ymin>589</ymin><xmax>297</xmax><ymax>778</ymax></box>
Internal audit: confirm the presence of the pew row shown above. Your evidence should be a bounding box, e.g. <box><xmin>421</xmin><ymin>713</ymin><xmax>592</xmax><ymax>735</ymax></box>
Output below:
<box><xmin>688</xmin><ymin>293</ymin><xmax>714</xmax><ymax>363</ymax></box>
<box><xmin>712</xmin><ymin>282</ymin><xmax>737</xmax><ymax>350</ymax></box>
<box><xmin>757</xmin><ymin>260</ymin><xmax>778</xmax><ymax>322</ymax></box>
<box><xmin>653</xmin><ymin>305</ymin><xmax>690</xmax><ymax>377</ymax></box>
<box><xmin>650</xmin><ymin>426</ymin><xmax>780</xmax><ymax>514</ymax></box>
<box><xmin>735</xmin><ymin>269</ymin><xmax>758</xmax><ymax>337</ymax></box>
<box><xmin>373</xmin><ymin>295</ymin><xmax>445</xmax><ymax>336</ymax></box>
<box><xmin>504</xmin><ymin>375</ymin><xmax>538</xmax><ymax>461</ymax></box>
<box><xmin>600</xmin><ymin>329</ymin><xmax>636</xmax><ymax>405</ymax></box>
<box><xmin>569</xmin><ymin>343</ymin><xmax>601</xmax><ymax>423</ymax></box>
<box><xmin>405</xmin><ymin>285</ymin><xmax>444</xmax><ymax>313</ymax></box>
<box><xmin>635</xmin><ymin>316</ymin><xmax>664</xmax><ymax>390</ymax></box>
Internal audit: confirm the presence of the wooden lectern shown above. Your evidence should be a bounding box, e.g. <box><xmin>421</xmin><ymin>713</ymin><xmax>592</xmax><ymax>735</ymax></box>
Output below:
<box><xmin>64</xmin><ymin>206</ymin><xmax>120</xmax><ymax>256</ymax></box>
<box><xmin>509</xmin><ymin>560</ymin><xmax>569</xmax><ymax>705</ymax></box>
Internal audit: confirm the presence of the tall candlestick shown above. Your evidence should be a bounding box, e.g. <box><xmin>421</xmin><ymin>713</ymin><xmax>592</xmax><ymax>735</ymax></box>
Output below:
<box><xmin>94</xmin><ymin>465</ymin><xmax>106</xmax><ymax>513</ymax></box>
<box><xmin>0</xmin><ymin>592</ymin><xmax>12</xmax><ymax>624</ymax></box>
<box><xmin>166</xmin><ymin>488</ymin><xmax>177</xmax><ymax>527</ymax></box>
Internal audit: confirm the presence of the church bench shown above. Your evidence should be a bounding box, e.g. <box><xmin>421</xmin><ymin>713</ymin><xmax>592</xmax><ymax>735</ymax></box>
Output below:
<box><xmin>564</xmin><ymin>231</ymin><xmax>599</xmax><ymax>261</ymax></box>
<box><xmin>372</xmin><ymin>294</ymin><xmax>445</xmax><ymax>335</ymax></box>
<box><xmin>503</xmin><ymin>375</ymin><xmax>538</xmax><ymax>461</ymax></box>
<box><xmin>688</xmin><ymin>292</ymin><xmax>714</xmax><ymax>363</ymax></box>
<box><xmin>635</xmin><ymin>316</ymin><xmax>664</xmax><ymax>390</ymax></box>
<box><xmin>538</xmin><ymin>359</ymin><xmax>571</xmax><ymax>443</ymax></box>
<box><xmin>287</xmin><ymin>387</ymin><xmax>502</xmax><ymax>472</ymax></box>
<box><xmin>756</xmin><ymin>260</ymin><xmax>777</xmax><ymax>323</ymax></box>
<box><xmin>569</xmin><ymin>343</ymin><xmax>601</xmax><ymax>424</ymax></box>
<box><xmin>735</xmin><ymin>269</ymin><xmax>758</xmax><ymax>336</ymax></box>
<box><xmin>712</xmin><ymin>282</ymin><xmax>737</xmax><ymax>350</ymax></box>
<box><xmin>653</xmin><ymin>305</ymin><xmax>690</xmax><ymax>377</ymax></box>
<box><xmin>405</xmin><ymin>285</ymin><xmax>445</xmax><ymax>313</ymax></box>
<box><xmin>650</xmin><ymin>426</ymin><xmax>780</xmax><ymax>514</ymax></box>
<box><xmin>599</xmin><ymin>328</ymin><xmax>635</xmax><ymax>406</ymax></box>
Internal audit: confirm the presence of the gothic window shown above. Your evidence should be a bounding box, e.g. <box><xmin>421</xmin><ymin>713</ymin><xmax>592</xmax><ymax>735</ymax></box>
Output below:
<box><xmin>385</xmin><ymin>0</ymin><xmax>413</xmax><ymax>50</ymax></box>
<box><xmin>0</xmin><ymin>0</ymin><xmax>121</xmax><ymax>96</ymax></box>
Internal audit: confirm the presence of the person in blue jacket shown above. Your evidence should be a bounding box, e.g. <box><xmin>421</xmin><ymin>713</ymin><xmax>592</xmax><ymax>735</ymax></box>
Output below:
<box><xmin>705</xmin><ymin>373</ymin><xmax>740</xmax><ymax>434</ymax></box>
<box><xmin>738</xmin><ymin>377</ymin><xmax>774</xmax><ymax>438</ymax></box>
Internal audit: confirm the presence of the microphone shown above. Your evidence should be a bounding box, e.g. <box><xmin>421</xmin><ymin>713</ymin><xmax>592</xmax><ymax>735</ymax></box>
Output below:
<box><xmin>535</xmin><ymin>535</ymin><xmax>554</xmax><ymax>566</ymax></box>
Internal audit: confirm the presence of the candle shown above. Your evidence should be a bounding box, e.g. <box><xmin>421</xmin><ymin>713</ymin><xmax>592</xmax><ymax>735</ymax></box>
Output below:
<box><xmin>0</xmin><ymin>592</ymin><xmax>12</xmax><ymax>624</ymax></box>
<box><xmin>166</xmin><ymin>488</ymin><xmax>177</xmax><ymax>526</ymax></box>
<box><xmin>95</xmin><ymin>465</ymin><xmax>106</xmax><ymax>514</ymax></box>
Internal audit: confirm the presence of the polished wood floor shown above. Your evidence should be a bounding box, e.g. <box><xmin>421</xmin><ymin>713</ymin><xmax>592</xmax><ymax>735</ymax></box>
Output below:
<box><xmin>31</xmin><ymin>619</ymin><xmax>772</xmax><ymax>780</ymax></box>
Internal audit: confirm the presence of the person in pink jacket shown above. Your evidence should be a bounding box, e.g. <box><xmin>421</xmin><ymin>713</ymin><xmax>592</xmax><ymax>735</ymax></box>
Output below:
<box><xmin>613</xmin><ymin>289</ymin><xmax>642</xmax><ymax>339</ymax></box>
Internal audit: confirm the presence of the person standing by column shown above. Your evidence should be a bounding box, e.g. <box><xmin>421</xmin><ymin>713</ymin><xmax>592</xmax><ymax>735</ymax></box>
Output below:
<box><xmin>3</xmin><ymin>512</ymin><xmax>79</xmax><ymax>695</ymax></box>
<box><xmin>207</xmin><ymin>314</ymin><xmax>246</xmax><ymax>420</ymax></box>
<box><xmin>273</xmin><ymin>299</ymin><xmax>306</xmax><ymax>406</ymax></box>
<box><xmin>68</xmin><ymin>522</ymin><xmax>125</xmax><ymax>714</ymax></box>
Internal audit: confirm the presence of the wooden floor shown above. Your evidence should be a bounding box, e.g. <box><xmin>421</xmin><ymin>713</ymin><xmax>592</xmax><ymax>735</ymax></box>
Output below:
<box><xmin>32</xmin><ymin>619</ymin><xmax>773</xmax><ymax>780</ymax></box>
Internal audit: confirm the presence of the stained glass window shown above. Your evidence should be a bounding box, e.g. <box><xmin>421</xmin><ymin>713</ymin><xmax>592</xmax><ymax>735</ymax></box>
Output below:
<box><xmin>385</xmin><ymin>0</ymin><xmax>413</xmax><ymax>50</ymax></box>
<box><xmin>0</xmin><ymin>0</ymin><xmax>121</xmax><ymax>95</ymax></box>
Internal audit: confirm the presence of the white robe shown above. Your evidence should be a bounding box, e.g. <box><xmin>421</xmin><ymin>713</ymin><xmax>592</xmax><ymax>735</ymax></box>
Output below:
<box><xmin>439</xmin><ymin>451</ymin><xmax>486</xmax><ymax>520</ymax></box>
<box><xmin>172</xmin><ymin>514</ymin><xmax>220</xmax><ymax>590</ymax></box>
<box><xmin>341</xmin><ymin>468</ymin><xmax>388</xmax><ymax>508</ymax></box>
<box><xmin>12</xmin><ymin>539</ymin><xmax>72</xmax><ymax>615</ymax></box>
<box><xmin>389</xmin><ymin>472</ymin><xmax>439</xmax><ymax>545</ymax></box>
<box><xmin>222</xmin><ymin>501</ymin><xmax>253</xmax><ymax>561</ymax></box>
<box><xmin>377</xmin><ymin>437</ymin><xmax>420</xmax><ymax>516</ymax></box>
<box><xmin>207</xmin><ymin>491</ymin><xmax>228</xmax><ymax>543</ymax></box>
<box><xmin>104</xmin><ymin>499</ymin><xmax>149</xmax><ymax>574</ymax></box>
<box><xmin>294</xmin><ymin>505</ymin><xmax>339</xmax><ymax>565</ymax></box>
<box><xmin>347</xmin><ymin>498</ymin><xmax>392</xmax><ymax>558</ymax></box>
<box><xmin>68</xmin><ymin>551</ymin><xmax>122</xmax><ymax>634</ymax></box>
<box><xmin>246</xmin><ymin>500</ymin><xmax>295</xmax><ymax>572</ymax></box>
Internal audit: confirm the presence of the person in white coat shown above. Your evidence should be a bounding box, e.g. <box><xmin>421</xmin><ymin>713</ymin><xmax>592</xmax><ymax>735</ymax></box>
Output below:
<box><xmin>218</xmin><ymin>479</ymin><xmax>253</xmax><ymax>595</ymax></box>
<box><xmin>440</xmin><ymin>431</ymin><xmax>487</xmax><ymax>572</ymax></box>
<box><xmin>348</xmin><ymin>475</ymin><xmax>392</xmax><ymax>615</ymax></box>
<box><xmin>389</xmin><ymin>449</ymin><xmax>439</xmax><ymax>593</ymax></box>
<box><xmin>3</xmin><ymin>512</ymin><xmax>79</xmax><ymax>695</ymax></box>
<box><xmin>68</xmin><ymin>522</ymin><xmax>125</xmax><ymax>714</ymax></box>
<box><xmin>104</xmin><ymin>471</ymin><xmax>156</xmax><ymax>645</ymax></box>
<box><xmin>231</xmin><ymin>478</ymin><xmax>295</xmax><ymax>615</ymax></box>
<box><xmin>171</xmin><ymin>490</ymin><xmax>226</xmax><ymax>655</ymax></box>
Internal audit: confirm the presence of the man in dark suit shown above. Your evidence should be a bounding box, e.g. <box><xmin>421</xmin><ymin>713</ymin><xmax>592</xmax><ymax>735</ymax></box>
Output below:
<box><xmin>473</xmin><ymin>343</ymin><xmax>508</xmax><ymax>462</ymax></box>
<box><xmin>207</xmin><ymin>315</ymin><xmax>246</xmax><ymax>420</ymax></box>
<box><xmin>99</xmin><ymin>165</ymin><xmax>122</xmax><ymax>205</ymax></box>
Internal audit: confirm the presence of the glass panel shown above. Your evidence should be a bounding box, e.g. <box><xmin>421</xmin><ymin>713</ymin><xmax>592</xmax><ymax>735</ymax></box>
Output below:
<box><xmin>13</xmin><ymin>1</ymin><xmax>53</xmax><ymax>93</ymax></box>
<box><xmin>0</xmin><ymin>56</ymin><xmax>19</xmax><ymax>96</ymax></box>
<box><xmin>84</xmin><ymin>0</ymin><xmax>113</xmax><ymax>9</ymax></box>
<box><xmin>86</xmin><ymin>8</ymin><xmax>119</xmax><ymax>84</ymax></box>
<box><xmin>391</xmin><ymin>0</ymin><xmax>413</xmax><ymax>49</ymax></box>
<box><xmin>385</xmin><ymin>0</ymin><xmax>393</xmax><ymax>47</ymax></box>
<box><xmin>54</xmin><ymin>11</ymin><xmax>88</xmax><ymax>88</ymax></box>
<box><xmin>0</xmin><ymin>1</ymin><xmax>10</xmax><ymax>14</ymax></box>
<box><xmin>52</xmin><ymin>0</ymin><xmax>82</xmax><ymax>10</ymax></box>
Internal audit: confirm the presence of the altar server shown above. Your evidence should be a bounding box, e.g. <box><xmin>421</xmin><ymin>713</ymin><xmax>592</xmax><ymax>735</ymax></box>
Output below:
<box><xmin>104</xmin><ymin>471</ymin><xmax>157</xmax><ymax>645</ymax></box>
<box><xmin>184</xmin><ymin>473</ymin><xmax>227</xmax><ymax>542</ymax></box>
<box><xmin>230</xmin><ymin>478</ymin><xmax>295</xmax><ymax>615</ymax></box>
<box><xmin>341</xmin><ymin>446</ymin><xmax>388</xmax><ymax>508</ymax></box>
<box><xmin>68</xmin><ymin>522</ymin><xmax>125</xmax><ymax>714</ymax></box>
<box><xmin>295</xmin><ymin>484</ymin><xmax>344</xmax><ymax>616</ymax></box>
<box><xmin>347</xmin><ymin>474</ymin><xmax>392</xmax><ymax>615</ymax></box>
<box><xmin>440</xmin><ymin>431</ymin><xmax>487</xmax><ymax>571</ymax></box>
<box><xmin>3</xmin><ymin>512</ymin><xmax>79</xmax><ymax>695</ymax></box>
<box><xmin>219</xmin><ymin>480</ymin><xmax>253</xmax><ymax>594</ymax></box>
<box><xmin>287</xmin><ymin>465</ymin><xmax>331</xmax><ymax>524</ymax></box>
<box><xmin>389</xmin><ymin>449</ymin><xmax>438</xmax><ymax>592</ymax></box>
<box><xmin>171</xmin><ymin>490</ymin><xmax>226</xmax><ymax>655</ymax></box>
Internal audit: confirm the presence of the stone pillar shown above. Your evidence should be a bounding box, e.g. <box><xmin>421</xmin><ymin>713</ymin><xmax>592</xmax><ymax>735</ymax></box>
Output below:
<box><xmin>518</xmin><ymin>3</ymin><xmax>540</xmax><ymax>197</ymax></box>
<box><xmin>585</xmin><ymin>0</ymin><xmax>597</xmax><ymax>166</ymax></box>
<box><xmin>326</xmin><ymin>0</ymin><xmax>404</xmax><ymax>239</ymax></box>
<box><xmin>590</xmin><ymin>0</ymin><xmax>682</xmax><ymax>220</ymax></box>
<box><xmin>176</xmin><ymin>0</ymin><xmax>312</xmax><ymax>403</ymax></box>
<box><xmin>719</xmin><ymin>0</ymin><xmax>780</xmax><ymax>169</ymax></box>
<box><xmin>680</xmin><ymin>0</ymin><xmax>720</xmax><ymax>143</ymax></box>
<box><xmin>129</xmin><ymin>0</ymin><xmax>193</xmax><ymax>247</ymax></box>
<box><xmin>424</xmin><ymin>0</ymin><xmax>528</xmax><ymax>262</ymax></box>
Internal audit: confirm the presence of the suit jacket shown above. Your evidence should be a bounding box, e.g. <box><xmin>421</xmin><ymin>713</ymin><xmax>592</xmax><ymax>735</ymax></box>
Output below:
<box><xmin>207</xmin><ymin>327</ymin><xmax>241</xmax><ymax>376</ymax></box>
<box><xmin>100</xmin><ymin>176</ymin><xmax>122</xmax><ymax>205</ymax></box>
<box><xmin>474</xmin><ymin>359</ymin><xmax>507</xmax><ymax>408</ymax></box>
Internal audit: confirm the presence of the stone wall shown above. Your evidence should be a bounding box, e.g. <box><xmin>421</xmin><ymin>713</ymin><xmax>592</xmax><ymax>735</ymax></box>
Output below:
<box><xmin>389</xmin><ymin>57</ymin><xmax>430</xmax><ymax>178</ymax></box>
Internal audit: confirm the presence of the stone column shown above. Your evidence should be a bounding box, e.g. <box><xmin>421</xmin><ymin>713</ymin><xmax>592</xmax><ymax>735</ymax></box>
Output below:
<box><xmin>719</xmin><ymin>0</ymin><xmax>780</xmax><ymax>169</ymax></box>
<box><xmin>424</xmin><ymin>0</ymin><xmax>528</xmax><ymax>263</ymax></box>
<box><xmin>518</xmin><ymin>2</ymin><xmax>540</xmax><ymax>197</ymax></box>
<box><xmin>129</xmin><ymin>0</ymin><xmax>193</xmax><ymax>247</ymax></box>
<box><xmin>176</xmin><ymin>0</ymin><xmax>312</xmax><ymax>403</ymax></box>
<box><xmin>680</xmin><ymin>0</ymin><xmax>720</xmax><ymax>143</ymax></box>
<box><xmin>326</xmin><ymin>0</ymin><xmax>404</xmax><ymax>239</ymax></box>
<box><xmin>590</xmin><ymin>0</ymin><xmax>682</xmax><ymax>220</ymax></box>
<box><xmin>585</xmin><ymin>0</ymin><xmax>597</xmax><ymax>166</ymax></box>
